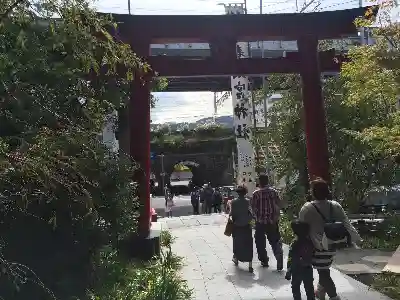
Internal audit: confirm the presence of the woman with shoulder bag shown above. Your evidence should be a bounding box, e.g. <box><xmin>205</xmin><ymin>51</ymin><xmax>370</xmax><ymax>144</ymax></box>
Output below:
<box><xmin>228</xmin><ymin>185</ymin><xmax>254</xmax><ymax>272</ymax></box>
<box><xmin>298</xmin><ymin>178</ymin><xmax>362</xmax><ymax>300</ymax></box>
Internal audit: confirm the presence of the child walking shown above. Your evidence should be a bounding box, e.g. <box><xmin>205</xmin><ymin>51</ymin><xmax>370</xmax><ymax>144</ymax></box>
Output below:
<box><xmin>165</xmin><ymin>192</ymin><xmax>175</xmax><ymax>218</ymax></box>
<box><xmin>285</xmin><ymin>220</ymin><xmax>315</xmax><ymax>300</ymax></box>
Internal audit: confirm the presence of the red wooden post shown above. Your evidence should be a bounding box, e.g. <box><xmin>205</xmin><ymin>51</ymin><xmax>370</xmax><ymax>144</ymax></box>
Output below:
<box><xmin>298</xmin><ymin>36</ymin><xmax>330</xmax><ymax>182</ymax></box>
<box><xmin>129</xmin><ymin>40</ymin><xmax>151</xmax><ymax>237</ymax></box>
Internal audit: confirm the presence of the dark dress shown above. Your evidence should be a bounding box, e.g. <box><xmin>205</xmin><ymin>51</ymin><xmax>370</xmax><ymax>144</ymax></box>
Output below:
<box><xmin>230</xmin><ymin>197</ymin><xmax>253</xmax><ymax>262</ymax></box>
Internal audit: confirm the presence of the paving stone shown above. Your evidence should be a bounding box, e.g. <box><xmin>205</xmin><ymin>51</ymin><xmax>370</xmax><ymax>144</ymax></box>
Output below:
<box><xmin>383</xmin><ymin>245</ymin><xmax>400</xmax><ymax>273</ymax></box>
<box><xmin>164</xmin><ymin>217</ymin><xmax>185</xmax><ymax>229</ymax></box>
<box><xmin>362</xmin><ymin>255</ymin><xmax>391</xmax><ymax>264</ymax></box>
<box><xmin>181</xmin><ymin>217</ymin><xmax>201</xmax><ymax>227</ymax></box>
<box><xmin>335</xmin><ymin>263</ymin><xmax>377</xmax><ymax>274</ymax></box>
<box><xmin>333</xmin><ymin>248</ymin><xmax>392</xmax><ymax>274</ymax></box>
<box><xmin>165</xmin><ymin>215</ymin><xmax>393</xmax><ymax>300</ymax></box>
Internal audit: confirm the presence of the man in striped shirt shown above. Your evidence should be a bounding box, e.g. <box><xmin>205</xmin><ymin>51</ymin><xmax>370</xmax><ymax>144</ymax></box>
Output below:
<box><xmin>250</xmin><ymin>174</ymin><xmax>284</xmax><ymax>270</ymax></box>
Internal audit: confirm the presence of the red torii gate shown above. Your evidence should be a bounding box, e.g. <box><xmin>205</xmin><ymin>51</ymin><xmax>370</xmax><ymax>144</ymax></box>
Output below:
<box><xmin>114</xmin><ymin>7</ymin><xmax>368</xmax><ymax>240</ymax></box>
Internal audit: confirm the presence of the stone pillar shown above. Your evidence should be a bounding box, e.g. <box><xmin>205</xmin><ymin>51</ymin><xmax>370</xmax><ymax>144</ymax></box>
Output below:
<box><xmin>224</xmin><ymin>4</ymin><xmax>256</xmax><ymax>194</ymax></box>
<box><xmin>298</xmin><ymin>36</ymin><xmax>330</xmax><ymax>182</ymax></box>
<box><xmin>129</xmin><ymin>40</ymin><xmax>152</xmax><ymax>237</ymax></box>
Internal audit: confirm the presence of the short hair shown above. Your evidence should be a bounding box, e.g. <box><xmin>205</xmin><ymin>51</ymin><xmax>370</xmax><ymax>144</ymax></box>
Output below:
<box><xmin>310</xmin><ymin>178</ymin><xmax>330</xmax><ymax>200</ymax></box>
<box><xmin>291</xmin><ymin>220</ymin><xmax>310</xmax><ymax>238</ymax></box>
<box><xmin>235</xmin><ymin>185</ymin><xmax>248</xmax><ymax>196</ymax></box>
<box><xmin>258</xmin><ymin>174</ymin><xmax>269</xmax><ymax>186</ymax></box>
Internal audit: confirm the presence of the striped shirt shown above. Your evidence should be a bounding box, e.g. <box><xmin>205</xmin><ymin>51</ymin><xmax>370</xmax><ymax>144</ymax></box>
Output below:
<box><xmin>250</xmin><ymin>187</ymin><xmax>282</xmax><ymax>224</ymax></box>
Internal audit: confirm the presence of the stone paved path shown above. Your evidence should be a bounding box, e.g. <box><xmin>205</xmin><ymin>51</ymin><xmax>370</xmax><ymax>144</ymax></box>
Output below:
<box><xmin>160</xmin><ymin>214</ymin><xmax>392</xmax><ymax>300</ymax></box>
<box><xmin>334</xmin><ymin>248</ymin><xmax>392</xmax><ymax>275</ymax></box>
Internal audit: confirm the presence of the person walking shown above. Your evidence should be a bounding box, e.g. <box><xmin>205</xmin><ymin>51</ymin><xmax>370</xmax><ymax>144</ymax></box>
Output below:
<box><xmin>250</xmin><ymin>174</ymin><xmax>284</xmax><ymax>270</ymax></box>
<box><xmin>165</xmin><ymin>190</ymin><xmax>175</xmax><ymax>218</ymax></box>
<box><xmin>299</xmin><ymin>178</ymin><xmax>361</xmax><ymax>300</ymax></box>
<box><xmin>190</xmin><ymin>187</ymin><xmax>200</xmax><ymax>215</ymax></box>
<box><xmin>229</xmin><ymin>186</ymin><xmax>254</xmax><ymax>273</ymax></box>
<box><xmin>150</xmin><ymin>179</ymin><xmax>155</xmax><ymax>197</ymax></box>
<box><xmin>212</xmin><ymin>187</ymin><xmax>223</xmax><ymax>213</ymax></box>
<box><xmin>285</xmin><ymin>220</ymin><xmax>315</xmax><ymax>300</ymax></box>
<box><xmin>164</xmin><ymin>184</ymin><xmax>170</xmax><ymax>198</ymax></box>
<box><xmin>200</xmin><ymin>183</ymin><xmax>214</xmax><ymax>214</ymax></box>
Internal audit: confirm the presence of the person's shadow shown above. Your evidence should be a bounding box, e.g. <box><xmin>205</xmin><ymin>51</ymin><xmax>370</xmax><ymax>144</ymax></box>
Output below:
<box><xmin>225</xmin><ymin>266</ymin><xmax>256</xmax><ymax>289</ymax></box>
<box><xmin>255</xmin><ymin>266</ymin><xmax>289</xmax><ymax>290</ymax></box>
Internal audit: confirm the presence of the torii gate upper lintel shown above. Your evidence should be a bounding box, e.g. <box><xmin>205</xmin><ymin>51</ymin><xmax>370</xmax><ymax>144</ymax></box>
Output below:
<box><xmin>116</xmin><ymin>7</ymin><xmax>372</xmax><ymax>238</ymax></box>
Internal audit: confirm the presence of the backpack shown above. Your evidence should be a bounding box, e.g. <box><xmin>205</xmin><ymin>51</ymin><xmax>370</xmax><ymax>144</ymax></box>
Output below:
<box><xmin>311</xmin><ymin>201</ymin><xmax>350</xmax><ymax>250</ymax></box>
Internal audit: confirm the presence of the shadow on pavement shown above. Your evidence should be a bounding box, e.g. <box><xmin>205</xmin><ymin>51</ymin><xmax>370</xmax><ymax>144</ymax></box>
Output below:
<box><xmin>155</xmin><ymin>205</ymin><xmax>194</xmax><ymax>218</ymax></box>
<box><xmin>225</xmin><ymin>267</ymin><xmax>256</xmax><ymax>289</ymax></box>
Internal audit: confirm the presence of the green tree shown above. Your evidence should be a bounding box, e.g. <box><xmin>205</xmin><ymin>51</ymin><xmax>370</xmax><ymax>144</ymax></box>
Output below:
<box><xmin>0</xmin><ymin>0</ymin><xmax>160</xmax><ymax>298</ymax></box>
<box><xmin>262</xmin><ymin>38</ymin><xmax>400</xmax><ymax>212</ymax></box>
<box><xmin>258</xmin><ymin>74</ymin><xmax>309</xmax><ymax>211</ymax></box>
<box><xmin>348</xmin><ymin>4</ymin><xmax>400</xmax><ymax>160</ymax></box>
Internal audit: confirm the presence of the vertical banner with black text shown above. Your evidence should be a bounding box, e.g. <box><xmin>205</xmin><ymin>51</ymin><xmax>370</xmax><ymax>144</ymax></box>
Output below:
<box><xmin>225</xmin><ymin>4</ymin><xmax>256</xmax><ymax>194</ymax></box>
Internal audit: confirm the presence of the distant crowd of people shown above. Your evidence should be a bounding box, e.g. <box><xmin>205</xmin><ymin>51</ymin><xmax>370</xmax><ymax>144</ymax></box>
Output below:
<box><xmin>190</xmin><ymin>183</ymin><xmax>224</xmax><ymax>215</ymax></box>
<box><xmin>163</xmin><ymin>182</ymin><xmax>224</xmax><ymax>218</ymax></box>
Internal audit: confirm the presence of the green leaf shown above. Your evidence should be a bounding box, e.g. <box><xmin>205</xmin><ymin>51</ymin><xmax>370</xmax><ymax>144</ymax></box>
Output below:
<box><xmin>126</xmin><ymin>70</ymin><xmax>133</xmax><ymax>81</ymax></box>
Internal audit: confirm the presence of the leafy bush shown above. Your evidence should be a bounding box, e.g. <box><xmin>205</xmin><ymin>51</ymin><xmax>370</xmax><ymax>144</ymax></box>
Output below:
<box><xmin>372</xmin><ymin>272</ymin><xmax>400</xmax><ymax>300</ymax></box>
<box><xmin>161</xmin><ymin>230</ymin><xmax>176</xmax><ymax>247</ymax></box>
<box><xmin>279</xmin><ymin>214</ymin><xmax>295</xmax><ymax>245</ymax></box>
<box><xmin>361</xmin><ymin>215</ymin><xmax>400</xmax><ymax>251</ymax></box>
<box><xmin>0</xmin><ymin>132</ymin><xmax>140</xmax><ymax>299</ymax></box>
<box><xmin>194</xmin><ymin>123</ymin><xmax>230</xmax><ymax>138</ymax></box>
<box><xmin>0</xmin><ymin>0</ymin><xmax>146</xmax><ymax>298</ymax></box>
<box><xmin>89</xmin><ymin>235</ymin><xmax>192</xmax><ymax>300</ymax></box>
<box><xmin>281</xmin><ymin>181</ymin><xmax>307</xmax><ymax>217</ymax></box>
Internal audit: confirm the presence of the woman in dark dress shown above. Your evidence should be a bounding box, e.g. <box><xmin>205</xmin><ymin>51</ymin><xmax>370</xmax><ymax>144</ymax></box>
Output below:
<box><xmin>229</xmin><ymin>185</ymin><xmax>254</xmax><ymax>272</ymax></box>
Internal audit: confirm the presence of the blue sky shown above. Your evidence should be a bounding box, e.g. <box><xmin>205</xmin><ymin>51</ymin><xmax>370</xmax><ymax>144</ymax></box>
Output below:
<box><xmin>94</xmin><ymin>0</ymin><xmax>372</xmax><ymax>124</ymax></box>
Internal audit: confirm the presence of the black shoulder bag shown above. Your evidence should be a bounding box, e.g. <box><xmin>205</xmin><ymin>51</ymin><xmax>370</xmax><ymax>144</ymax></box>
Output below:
<box><xmin>311</xmin><ymin>201</ymin><xmax>350</xmax><ymax>249</ymax></box>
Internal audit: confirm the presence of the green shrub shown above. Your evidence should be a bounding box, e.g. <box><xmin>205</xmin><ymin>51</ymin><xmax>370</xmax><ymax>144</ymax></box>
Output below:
<box><xmin>89</xmin><ymin>236</ymin><xmax>192</xmax><ymax>300</ymax></box>
<box><xmin>161</xmin><ymin>230</ymin><xmax>176</xmax><ymax>247</ymax></box>
<box><xmin>372</xmin><ymin>272</ymin><xmax>400</xmax><ymax>300</ymax></box>
<box><xmin>0</xmin><ymin>0</ymin><xmax>155</xmax><ymax>298</ymax></box>
<box><xmin>0</xmin><ymin>143</ymin><xmax>140</xmax><ymax>299</ymax></box>
<box><xmin>361</xmin><ymin>215</ymin><xmax>400</xmax><ymax>251</ymax></box>
<box><xmin>194</xmin><ymin>123</ymin><xmax>230</xmax><ymax>138</ymax></box>
<box><xmin>280</xmin><ymin>214</ymin><xmax>295</xmax><ymax>245</ymax></box>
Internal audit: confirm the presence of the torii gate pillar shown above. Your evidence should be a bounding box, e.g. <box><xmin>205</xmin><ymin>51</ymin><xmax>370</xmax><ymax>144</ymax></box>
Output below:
<box><xmin>130</xmin><ymin>78</ymin><xmax>151</xmax><ymax>236</ymax></box>
<box><xmin>128</xmin><ymin>39</ymin><xmax>156</xmax><ymax>259</ymax></box>
<box><xmin>298</xmin><ymin>36</ymin><xmax>330</xmax><ymax>183</ymax></box>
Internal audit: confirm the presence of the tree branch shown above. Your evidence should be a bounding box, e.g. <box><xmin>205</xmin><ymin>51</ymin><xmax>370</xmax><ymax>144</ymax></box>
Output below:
<box><xmin>299</xmin><ymin>0</ymin><xmax>319</xmax><ymax>13</ymax></box>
